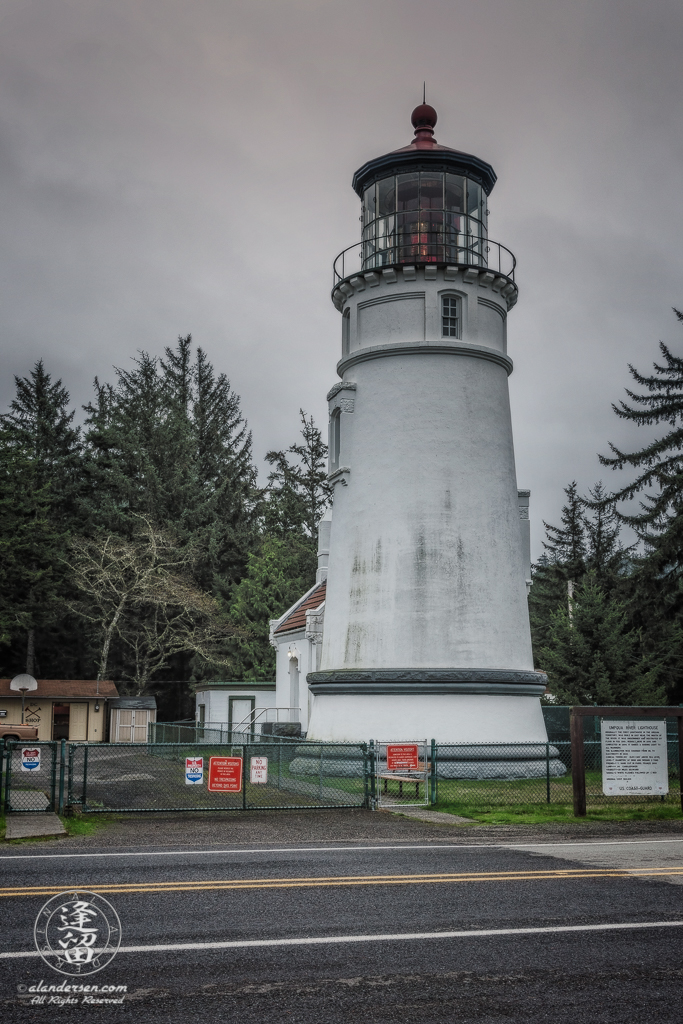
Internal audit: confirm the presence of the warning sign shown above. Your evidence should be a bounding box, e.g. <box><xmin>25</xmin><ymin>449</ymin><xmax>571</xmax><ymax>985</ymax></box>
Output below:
<box><xmin>602</xmin><ymin>720</ymin><xmax>669</xmax><ymax>795</ymax></box>
<box><xmin>21</xmin><ymin>747</ymin><xmax>41</xmax><ymax>773</ymax></box>
<box><xmin>208</xmin><ymin>756</ymin><xmax>243</xmax><ymax>792</ymax></box>
<box><xmin>386</xmin><ymin>744</ymin><xmax>419</xmax><ymax>771</ymax></box>
<box><xmin>185</xmin><ymin>756</ymin><xmax>203</xmax><ymax>785</ymax></box>
<box><xmin>250</xmin><ymin>756</ymin><xmax>268</xmax><ymax>784</ymax></box>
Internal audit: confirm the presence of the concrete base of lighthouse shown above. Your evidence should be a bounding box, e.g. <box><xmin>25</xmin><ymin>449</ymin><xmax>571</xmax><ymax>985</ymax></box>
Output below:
<box><xmin>305</xmin><ymin>670</ymin><xmax>548</xmax><ymax>744</ymax></box>
<box><xmin>297</xmin><ymin>673</ymin><xmax>567</xmax><ymax>781</ymax></box>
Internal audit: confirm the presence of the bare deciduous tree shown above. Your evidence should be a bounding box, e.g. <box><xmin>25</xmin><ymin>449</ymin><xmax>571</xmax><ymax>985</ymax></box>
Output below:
<box><xmin>64</xmin><ymin>516</ymin><xmax>242</xmax><ymax>692</ymax></box>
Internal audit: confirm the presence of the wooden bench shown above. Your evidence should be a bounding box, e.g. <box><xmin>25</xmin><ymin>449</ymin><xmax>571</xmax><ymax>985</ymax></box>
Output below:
<box><xmin>379</xmin><ymin>763</ymin><xmax>431</xmax><ymax>798</ymax></box>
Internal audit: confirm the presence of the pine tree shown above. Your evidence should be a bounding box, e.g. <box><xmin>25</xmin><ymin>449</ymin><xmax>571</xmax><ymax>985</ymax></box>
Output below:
<box><xmin>264</xmin><ymin>410</ymin><xmax>331</xmax><ymax>543</ymax></box>
<box><xmin>226</xmin><ymin>537</ymin><xmax>318</xmax><ymax>681</ymax></box>
<box><xmin>598</xmin><ymin>308</ymin><xmax>683</xmax><ymax>699</ymax></box>
<box><xmin>529</xmin><ymin>482</ymin><xmax>587</xmax><ymax>654</ymax></box>
<box><xmin>0</xmin><ymin>362</ymin><xmax>81</xmax><ymax>673</ymax></box>
<box><xmin>539</xmin><ymin>575</ymin><xmax>663</xmax><ymax>706</ymax></box>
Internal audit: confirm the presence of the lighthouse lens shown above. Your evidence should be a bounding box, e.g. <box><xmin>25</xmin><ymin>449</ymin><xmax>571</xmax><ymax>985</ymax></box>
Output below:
<box><xmin>419</xmin><ymin>175</ymin><xmax>443</xmax><ymax>210</ymax></box>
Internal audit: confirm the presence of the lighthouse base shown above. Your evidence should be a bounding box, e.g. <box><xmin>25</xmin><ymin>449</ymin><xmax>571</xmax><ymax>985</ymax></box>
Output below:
<box><xmin>305</xmin><ymin>690</ymin><xmax>548</xmax><ymax>745</ymax></box>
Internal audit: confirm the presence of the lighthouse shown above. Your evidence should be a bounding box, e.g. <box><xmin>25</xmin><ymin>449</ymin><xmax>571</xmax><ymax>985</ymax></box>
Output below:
<box><xmin>305</xmin><ymin>102</ymin><xmax>548</xmax><ymax>747</ymax></box>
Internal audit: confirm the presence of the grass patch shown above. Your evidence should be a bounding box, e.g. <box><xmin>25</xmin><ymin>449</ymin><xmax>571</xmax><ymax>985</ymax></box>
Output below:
<box><xmin>62</xmin><ymin>814</ymin><xmax>110</xmax><ymax>837</ymax></box>
<box><xmin>432</xmin><ymin>801</ymin><xmax>683</xmax><ymax>825</ymax></box>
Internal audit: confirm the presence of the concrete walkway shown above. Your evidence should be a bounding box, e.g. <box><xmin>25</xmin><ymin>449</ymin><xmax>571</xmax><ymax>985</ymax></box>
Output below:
<box><xmin>4</xmin><ymin>813</ymin><xmax>66</xmax><ymax>840</ymax></box>
<box><xmin>388</xmin><ymin>808</ymin><xmax>475</xmax><ymax>824</ymax></box>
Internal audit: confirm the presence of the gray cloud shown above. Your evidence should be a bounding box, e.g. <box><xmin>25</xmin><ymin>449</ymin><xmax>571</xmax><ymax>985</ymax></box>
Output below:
<box><xmin>0</xmin><ymin>0</ymin><xmax>682</xmax><ymax>555</ymax></box>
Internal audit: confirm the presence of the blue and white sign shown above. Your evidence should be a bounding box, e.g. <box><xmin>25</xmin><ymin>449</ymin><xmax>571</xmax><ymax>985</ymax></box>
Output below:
<box><xmin>185</xmin><ymin>756</ymin><xmax>203</xmax><ymax>785</ymax></box>
<box><xmin>21</xmin><ymin>747</ymin><xmax>41</xmax><ymax>772</ymax></box>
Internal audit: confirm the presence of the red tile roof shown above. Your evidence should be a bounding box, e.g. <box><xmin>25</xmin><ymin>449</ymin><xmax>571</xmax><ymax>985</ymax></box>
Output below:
<box><xmin>0</xmin><ymin>680</ymin><xmax>119</xmax><ymax>699</ymax></box>
<box><xmin>273</xmin><ymin>581</ymin><xmax>326</xmax><ymax>635</ymax></box>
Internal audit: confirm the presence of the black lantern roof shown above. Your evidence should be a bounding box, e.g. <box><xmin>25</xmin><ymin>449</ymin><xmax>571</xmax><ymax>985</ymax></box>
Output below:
<box><xmin>351</xmin><ymin>103</ymin><xmax>497</xmax><ymax>198</ymax></box>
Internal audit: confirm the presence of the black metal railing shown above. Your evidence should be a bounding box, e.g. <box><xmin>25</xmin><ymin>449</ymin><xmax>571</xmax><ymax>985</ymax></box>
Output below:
<box><xmin>333</xmin><ymin>236</ymin><xmax>516</xmax><ymax>290</ymax></box>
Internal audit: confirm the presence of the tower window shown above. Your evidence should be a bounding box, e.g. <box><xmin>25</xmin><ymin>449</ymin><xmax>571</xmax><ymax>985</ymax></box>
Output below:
<box><xmin>442</xmin><ymin>296</ymin><xmax>460</xmax><ymax>338</ymax></box>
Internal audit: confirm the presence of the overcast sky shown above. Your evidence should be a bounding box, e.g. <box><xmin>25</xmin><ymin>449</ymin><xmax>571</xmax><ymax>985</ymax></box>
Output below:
<box><xmin>1</xmin><ymin>0</ymin><xmax>682</xmax><ymax>557</ymax></box>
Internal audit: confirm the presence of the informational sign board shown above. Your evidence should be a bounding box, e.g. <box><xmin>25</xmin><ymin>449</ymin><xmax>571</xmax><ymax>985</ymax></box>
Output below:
<box><xmin>386</xmin><ymin>744</ymin><xmax>419</xmax><ymax>771</ymax></box>
<box><xmin>601</xmin><ymin>720</ymin><xmax>669</xmax><ymax>795</ymax></box>
<box><xmin>21</xmin><ymin>747</ymin><xmax>41</xmax><ymax>773</ymax></box>
<box><xmin>208</xmin><ymin>756</ymin><xmax>243</xmax><ymax>792</ymax></box>
<box><xmin>250</xmin><ymin>756</ymin><xmax>268</xmax><ymax>784</ymax></box>
<box><xmin>185</xmin><ymin>756</ymin><xmax>203</xmax><ymax>785</ymax></box>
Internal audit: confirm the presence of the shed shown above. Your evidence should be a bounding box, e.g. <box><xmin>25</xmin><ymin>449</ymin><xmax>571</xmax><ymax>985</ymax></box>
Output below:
<box><xmin>109</xmin><ymin>697</ymin><xmax>157</xmax><ymax>743</ymax></box>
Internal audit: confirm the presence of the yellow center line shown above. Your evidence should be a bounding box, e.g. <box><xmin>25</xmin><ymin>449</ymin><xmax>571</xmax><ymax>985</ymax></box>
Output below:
<box><xmin>1</xmin><ymin>867</ymin><xmax>682</xmax><ymax>897</ymax></box>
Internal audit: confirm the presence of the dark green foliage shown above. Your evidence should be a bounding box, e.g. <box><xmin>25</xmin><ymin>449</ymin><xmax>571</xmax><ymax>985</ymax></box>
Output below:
<box><xmin>597</xmin><ymin>308</ymin><xmax>683</xmax><ymax>700</ymax></box>
<box><xmin>264</xmin><ymin>410</ymin><xmax>331</xmax><ymax>544</ymax></box>
<box><xmin>538</xmin><ymin>574</ymin><xmax>664</xmax><ymax>706</ymax></box>
<box><xmin>226</xmin><ymin>537</ymin><xmax>318</xmax><ymax>681</ymax></box>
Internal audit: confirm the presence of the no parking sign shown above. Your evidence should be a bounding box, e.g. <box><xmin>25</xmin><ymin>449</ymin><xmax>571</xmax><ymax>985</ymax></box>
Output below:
<box><xmin>21</xmin><ymin>747</ymin><xmax>41</xmax><ymax>772</ymax></box>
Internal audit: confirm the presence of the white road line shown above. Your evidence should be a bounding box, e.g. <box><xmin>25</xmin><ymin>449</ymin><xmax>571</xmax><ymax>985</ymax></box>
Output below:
<box><xmin>1</xmin><ymin>839</ymin><xmax>683</xmax><ymax>861</ymax></box>
<box><xmin>2</xmin><ymin>920</ymin><xmax>682</xmax><ymax>959</ymax></box>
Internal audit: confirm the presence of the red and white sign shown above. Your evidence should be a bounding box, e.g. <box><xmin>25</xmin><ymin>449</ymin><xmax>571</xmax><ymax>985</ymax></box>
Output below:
<box><xmin>250</xmin><ymin>756</ymin><xmax>268</xmax><ymax>784</ymax></box>
<box><xmin>21</xmin><ymin>747</ymin><xmax>41</xmax><ymax>773</ymax></box>
<box><xmin>386</xmin><ymin>744</ymin><xmax>419</xmax><ymax>771</ymax></box>
<box><xmin>185</xmin><ymin>756</ymin><xmax>203</xmax><ymax>785</ymax></box>
<box><xmin>208</xmin><ymin>756</ymin><xmax>243</xmax><ymax>792</ymax></box>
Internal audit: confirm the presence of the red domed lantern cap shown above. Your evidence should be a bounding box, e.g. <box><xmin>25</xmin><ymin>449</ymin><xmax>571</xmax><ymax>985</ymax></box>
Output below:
<box><xmin>411</xmin><ymin>103</ymin><xmax>437</xmax><ymax>129</ymax></box>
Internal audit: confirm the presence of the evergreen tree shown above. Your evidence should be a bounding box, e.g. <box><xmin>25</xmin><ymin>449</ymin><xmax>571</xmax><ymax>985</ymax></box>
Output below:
<box><xmin>0</xmin><ymin>363</ymin><xmax>81</xmax><ymax>673</ymax></box>
<box><xmin>539</xmin><ymin>575</ymin><xmax>663</xmax><ymax>706</ymax></box>
<box><xmin>598</xmin><ymin>308</ymin><xmax>683</xmax><ymax>699</ymax></box>
<box><xmin>226</xmin><ymin>537</ymin><xmax>318</xmax><ymax>681</ymax></box>
<box><xmin>529</xmin><ymin>482</ymin><xmax>587</xmax><ymax>654</ymax></box>
<box><xmin>264</xmin><ymin>410</ymin><xmax>331</xmax><ymax>544</ymax></box>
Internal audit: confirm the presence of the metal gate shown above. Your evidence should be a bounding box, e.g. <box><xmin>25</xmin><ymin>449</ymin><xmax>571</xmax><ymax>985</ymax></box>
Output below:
<box><xmin>67</xmin><ymin>740</ymin><xmax>371</xmax><ymax>812</ymax></box>
<box><xmin>2</xmin><ymin>740</ymin><xmax>63</xmax><ymax>813</ymax></box>
<box><xmin>374</xmin><ymin>739</ymin><xmax>434</xmax><ymax>808</ymax></box>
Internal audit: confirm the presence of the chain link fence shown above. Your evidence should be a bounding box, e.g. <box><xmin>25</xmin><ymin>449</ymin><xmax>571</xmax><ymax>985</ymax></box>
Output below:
<box><xmin>2</xmin><ymin>740</ymin><xmax>58</xmax><ymax>812</ymax></box>
<box><xmin>3</xmin><ymin>728</ymin><xmax>681</xmax><ymax>817</ymax></box>
<box><xmin>67</xmin><ymin>740</ymin><xmax>368</xmax><ymax>812</ymax></box>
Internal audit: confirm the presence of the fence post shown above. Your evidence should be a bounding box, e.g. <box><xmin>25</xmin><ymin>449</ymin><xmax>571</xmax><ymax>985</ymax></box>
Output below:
<box><xmin>318</xmin><ymin>745</ymin><xmax>323</xmax><ymax>801</ymax></box>
<box><xmin>3</xmin><ymin>742</ymin><xmax>11</xmax><ymax>814</ymax></box>
<box><xmin>50</xmin><ymin>743</ymin><xmax>58</xmax><ymax>811</ymax></box>
<box><xmin>242</xmin><ymin>744</ymin><xmax>247</xmax><ymax>811</ymax></box>
<box><xmin>369</xmin><ymin>740</ymin><xmax>376</xmax><ymax>810</ymax></box>
<box><xmin>570</xmin><ymin>712</ymin><xmax>586</xmax><ymax>816</ymax></box>
<box><xmin>58</xmin><ymin>739</ymin><xmax>66</xmax><ymax>816</ymax></box>
<box><xmin>678</xmin><ymin>714</ymin><xmax>683</xmax><ymax>815</ymax></box>
<box><xmin>0</xmin><ymin>739</ymin><xmax>4</xmax><ymax>811</ymax></box>
<box><xmin>546</xmin><ymin>742</ymin><xmax>551</xmax><ymax>804</ymax></box>
<box><xmin>430</xmin><ymin>739</ymin><xmax>437</xmax><ymax>805</ymax></box>
<box><xmin>278</xmin><ymin>740</ymin><xmax>282</xmax><ymax>790</ymax></box>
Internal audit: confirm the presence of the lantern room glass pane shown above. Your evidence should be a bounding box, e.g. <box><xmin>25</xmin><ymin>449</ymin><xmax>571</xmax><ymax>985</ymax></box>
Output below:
<box><xmin>378</xmin><ymin>177</ymin><xmax>396</xmax><ymax>216</ymax></box>
<box><xmin>397</xmin><ymin>173</ymin><xmax>419</xmax><ymax>211</ymax></box>
<box><xmin>445</xmin><ymin>174</ymin><xmax>465</xmax><ymax>212</ymax></box>
<box><xmin>466</xmin><ymin>180</ymin><xmax>483</xmax><ymax>219</ymax></box>
<box><xmin>363</xmin><ymin>184</ymin><xmax>377</xmax><ymax>227</ymax></box>
<box><xmin>419</xmin><ymin>174</ymin><xmax>443</xmax><ymax>210</ymax></box>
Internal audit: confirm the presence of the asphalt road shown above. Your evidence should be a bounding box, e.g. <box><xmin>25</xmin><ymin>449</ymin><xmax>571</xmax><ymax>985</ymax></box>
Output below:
<box><xmin>1</xmin><ymin>836</ymin><xmax>682</xmax><ymax>1022</ymax></box>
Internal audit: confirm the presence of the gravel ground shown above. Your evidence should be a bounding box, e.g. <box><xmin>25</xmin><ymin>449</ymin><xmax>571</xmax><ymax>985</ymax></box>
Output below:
<box><xmin>5</xmin><ymin>808</ymin><xmax>683</xmax><ymax>851</ymax></box>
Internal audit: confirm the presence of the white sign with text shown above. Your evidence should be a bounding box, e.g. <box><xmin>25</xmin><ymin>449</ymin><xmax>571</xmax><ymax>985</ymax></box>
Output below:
<box><xmin>601</xmin><ymin>720</ymin><xmax>668</xmax><ymax>795</ymax></box>
<box><xmin>250</xmin><ymin>756</ymin><xmax>268</xmax><ymax>784</ymax></box>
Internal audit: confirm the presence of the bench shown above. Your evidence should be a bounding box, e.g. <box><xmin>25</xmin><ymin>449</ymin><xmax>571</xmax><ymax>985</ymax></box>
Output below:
<box><xmin>379</xmin><ymin>763</ymin><xmax>431</xmax><ymax>798</ymax></box>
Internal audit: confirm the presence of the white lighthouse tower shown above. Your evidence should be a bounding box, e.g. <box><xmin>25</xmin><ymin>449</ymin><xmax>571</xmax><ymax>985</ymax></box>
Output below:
<box><xmin>306</xmin><ymin>102</ymin><xmax>548</xmax><ymax>746</ymax></box>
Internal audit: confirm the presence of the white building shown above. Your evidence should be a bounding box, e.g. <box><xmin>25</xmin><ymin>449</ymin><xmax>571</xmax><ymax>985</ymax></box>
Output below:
<box><xmin>302</xmin><ymin>102</ymin><xmax>548</xmax><ymax>745</ymax></box>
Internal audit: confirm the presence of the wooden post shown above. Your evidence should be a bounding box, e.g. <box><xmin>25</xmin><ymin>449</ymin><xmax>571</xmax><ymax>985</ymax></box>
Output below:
<box><xmin>570</xmin><ymin>711</ymin><xmax>586</xmax><ymax>816</ymax></box>
<box><xmin>678</xmin><ymin>715</ymin><xmax>683</xmax><ymax>815</ymax></box>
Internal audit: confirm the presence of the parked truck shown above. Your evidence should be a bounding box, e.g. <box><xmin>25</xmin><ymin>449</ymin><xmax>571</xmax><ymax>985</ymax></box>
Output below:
<box><xmin>0</xmin><ymin>723</ymin><xmax>40</xmax><ymax>742</ymax></box>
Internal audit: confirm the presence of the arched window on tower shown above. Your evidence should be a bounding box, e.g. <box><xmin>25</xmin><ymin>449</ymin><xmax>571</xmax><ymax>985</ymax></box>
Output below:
<box><xmin>342</xmin><ymin>308</ymin><xmax>350</xmax><ymax>354</ymax></box>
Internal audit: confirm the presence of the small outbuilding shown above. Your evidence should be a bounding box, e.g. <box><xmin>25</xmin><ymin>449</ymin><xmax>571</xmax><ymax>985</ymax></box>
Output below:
<box><xmin>109</xmin><ymin>697</ymin><xmax>157</xmax><ymax>743</ymax></box>
<box><xmin>0</xmin><ymin>679</ymin><xmax>118</xmax><ymax>742</ymax></box>
<box><xmin>192</xmin><ymin>682</ymin><xmax>276</xmax><ymax>734</ymax></box>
